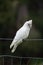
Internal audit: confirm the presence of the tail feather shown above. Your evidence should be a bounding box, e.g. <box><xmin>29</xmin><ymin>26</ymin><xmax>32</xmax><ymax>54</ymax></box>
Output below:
<box><xmin>10</xmin><ymin>39</ymin><xmax>23</xmax><ymax>53</ymax></box>
<box><xmin>10</xmin><ymin>42</ymin><xmax>14</xmax><ymax>49</ymax></box>
<box><xmin>11</xmin><ymin>44</ymin><xmax>17</xmax><ymax>53</ymax></box>
<box><xmin>10</xmin><ymin>40</ymin><xmax>16</xmax><ymax>49</ymax></box>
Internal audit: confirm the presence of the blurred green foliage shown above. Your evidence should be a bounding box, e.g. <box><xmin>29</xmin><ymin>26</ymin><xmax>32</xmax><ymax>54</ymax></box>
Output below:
<box><xmin>28</xmin><ymin>59</ymin><xmax>43</xmax><ymax>65</ymax></box>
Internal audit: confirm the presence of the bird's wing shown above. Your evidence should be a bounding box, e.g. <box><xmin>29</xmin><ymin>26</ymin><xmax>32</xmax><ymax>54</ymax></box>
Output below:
<box><xmin>14</xmin><ymin>26</ymin><xmax>29</xmax><ymax>41</ymax></box>
<box><xmin>10</xmin><ymin>25</ymin><xmax>30</xmax><ymax>53</ymax></box>
<box><xmin>10</xmin><ymin>27</ymin><xmax>24</xmax><ymax>50</ymax></box>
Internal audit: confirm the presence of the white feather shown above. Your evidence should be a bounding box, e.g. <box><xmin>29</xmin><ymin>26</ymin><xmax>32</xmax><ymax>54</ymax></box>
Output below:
<box><xmin>10</xmin><ymin>20</ymin><xmax>32</xmax><ymax>53</ymax></box>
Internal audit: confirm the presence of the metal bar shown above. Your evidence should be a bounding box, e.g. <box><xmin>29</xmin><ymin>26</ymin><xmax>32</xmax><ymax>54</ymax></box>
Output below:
<box><xmin>3</xmin><ymin>57</ymin><xmax>4</xmax><ymax>65</ymax></box>
<box><xmin>11</xmin><ymin>57</ymin><xmax>13</xmax><ymax>65</ymax></box>
<box><xmin>0</xmin><ymin>38</ymin><xmax>43</xmax><ymax>41</ymax></box>
<box><xmin>20</xmin><ymin>58</ymin><xmax>22</xmax><ymax>65</ymax></box>
<box><xmin>0</xmin><ymin>55</ymin><xmax>43</xmax><ymax>59</ymax></box>
<box><xmin>0</xmin><ymin>38</ymin><xmax>12</xmax><ymax>41</ymax></box>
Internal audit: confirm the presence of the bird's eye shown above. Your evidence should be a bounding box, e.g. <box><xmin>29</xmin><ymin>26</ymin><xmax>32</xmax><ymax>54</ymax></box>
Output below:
<box><xmin>28</xmin><ymin>24</ymin><xmax>30</xmax><ymax>26</ymax></box>
<box><xmin>28</xmin><ymin>24</ymin><xmax>30</xmax><ymax>28</ymax></box>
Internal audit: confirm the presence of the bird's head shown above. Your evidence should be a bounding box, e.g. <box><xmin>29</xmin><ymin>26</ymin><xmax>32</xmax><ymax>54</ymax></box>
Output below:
<box><xmin>24</xmin><ymin>20</ymin><xmax>32</xmax><ymax>28</ymax></box>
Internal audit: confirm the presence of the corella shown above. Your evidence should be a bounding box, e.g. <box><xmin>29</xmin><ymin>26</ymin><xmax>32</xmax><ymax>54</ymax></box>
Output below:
<box><xmin>10</xmin><ymin>20</ymin><xmax>32</xmax><ymax>53</ymax></box>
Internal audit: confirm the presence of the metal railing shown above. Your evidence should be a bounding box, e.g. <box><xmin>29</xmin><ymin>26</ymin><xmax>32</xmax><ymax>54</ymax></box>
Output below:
<box><xmin>0</xmin><ymin>55</ymin><xmax>43</xmax><ymax>65</ymax></box>
<box><xmin>0</xmin><ymin>38</ymin><xmax>43</xmax><ymax>65</ymax></box>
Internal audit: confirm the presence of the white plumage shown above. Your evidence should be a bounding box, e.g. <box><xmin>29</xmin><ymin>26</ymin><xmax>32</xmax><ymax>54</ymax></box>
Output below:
<box><xmin>10</xmin><ymin>20</ymin><xmax>32</xmax><ymax>53</ymax></box>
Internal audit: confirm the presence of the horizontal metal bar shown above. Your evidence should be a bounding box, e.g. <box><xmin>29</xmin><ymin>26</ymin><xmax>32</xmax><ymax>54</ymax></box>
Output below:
<box><xmin>0</xmin><ymin>38</ymin><xmax>12</xmax><ymax>41</ymax></box>
<box><xmin>0</xmin><ymin>55</ymin><xmax>43</xmax><ymax>59</ymax></box>
<box><xmin>0</xmin><ymin>38</ymin><xmax>43</xmax><ymax>41</ymax></box>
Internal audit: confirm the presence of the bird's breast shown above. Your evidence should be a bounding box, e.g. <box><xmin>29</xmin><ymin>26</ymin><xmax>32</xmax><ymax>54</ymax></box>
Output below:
<box><xmin>22</xmin><ymin>27</ymin><xmax>30</xmax><ymax>39</ymax></box>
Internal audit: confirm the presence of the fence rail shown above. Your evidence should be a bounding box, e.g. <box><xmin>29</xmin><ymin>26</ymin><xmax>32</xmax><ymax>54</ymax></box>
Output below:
<box><xmin>0</xmin><ymin>38</ymin><xmax>43</xmax><ymax>65</ymax></box>
<box><xmin>0</xmin><ymin>55</ymin><xmax>43</xmax><ymax>65</ymax></box>
<box><xmin>0</xmin><ymin>55</ymin><xmax>43</xmax><ymax>59</ymax></box>
<box><xmin>0</xmin><ymin>38</ymin><xmax>43</xmax><ymax>41</ymax></box>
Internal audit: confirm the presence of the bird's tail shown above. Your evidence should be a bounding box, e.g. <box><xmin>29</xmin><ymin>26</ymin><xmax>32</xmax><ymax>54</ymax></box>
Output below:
<box><xmin>10</xmin><ymin>39</ymin><xmax>22</xmax><ymax>53</ymax></box>
<box><xmin>10</xmin><ymin>39</ymin><xmax>18</xmax><ymax>53</ymax></box>
<box><xmin>11</xmin><ymin>44</ymin><xmax>17</xmax><ymax>53</ymax></box>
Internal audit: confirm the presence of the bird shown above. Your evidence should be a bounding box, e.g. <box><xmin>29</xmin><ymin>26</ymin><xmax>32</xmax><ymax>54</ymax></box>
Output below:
<box><xmin>10</xmin><ymin>20</ymin><xmax>32</xmax><ymax>53</ymax></box>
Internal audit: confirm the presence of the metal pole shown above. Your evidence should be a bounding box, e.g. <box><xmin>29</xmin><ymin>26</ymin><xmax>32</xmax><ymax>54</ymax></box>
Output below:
<box><xmin>11</xmin><ymin>57</ymin><xmax>13</xmax><ymax>65</ymax></box>
<box><xmin>3</xmin><ymin>57</ymin><xmax>4</xmax><ymax>65</ymax></box>
<box><xmin>20</xmin><ymin>58</ymin><xmax>22</xmax><ymax>65</ymax></box>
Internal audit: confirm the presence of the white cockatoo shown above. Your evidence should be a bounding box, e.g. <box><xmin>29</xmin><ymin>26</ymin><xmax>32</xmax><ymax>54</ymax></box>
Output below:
<box><xmin>10</xmin><ymin>20</ymin><xmax>32</xmax><ymax>53</ymax></box>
